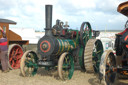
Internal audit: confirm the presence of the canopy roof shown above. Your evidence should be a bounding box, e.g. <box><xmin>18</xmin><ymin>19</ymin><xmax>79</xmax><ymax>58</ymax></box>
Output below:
<box><xmin>117</xmin><ymin>1</ymin><xmax>128</xmax><ymax>17</ymax></box>
<box><xmin>0</xmin><ymin>19</ymin><xmax>16</xmax><ymax>24</ymax></box>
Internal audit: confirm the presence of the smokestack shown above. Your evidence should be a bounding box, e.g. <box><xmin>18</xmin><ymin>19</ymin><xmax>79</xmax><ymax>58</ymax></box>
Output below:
<box><xmin>45</xmin><ymin>5</ymin><xmax>52</xmax><ymax>36</ymax></box>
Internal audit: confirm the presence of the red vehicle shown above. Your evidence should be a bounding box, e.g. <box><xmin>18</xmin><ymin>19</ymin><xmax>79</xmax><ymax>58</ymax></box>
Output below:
<box><xmin>99</xmin><ymin>1</ymin><xmax>128</xmax><ymax>85</ymax></box>
<box><xmin>0</xmin><ymin>19</ymin><xmax>29</xmax><ymax>69</ymax></box>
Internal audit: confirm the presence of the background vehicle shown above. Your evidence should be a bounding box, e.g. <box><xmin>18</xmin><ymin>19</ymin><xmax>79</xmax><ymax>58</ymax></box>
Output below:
<box><xmin>99</xmin><ymin>1</ymin><xmax>128</xmax><ymax>85</ymax></box>
<box><xmin>0</xmin><ymin>19</ymin><xmax>29</xmax><ymax>69</ymax></box>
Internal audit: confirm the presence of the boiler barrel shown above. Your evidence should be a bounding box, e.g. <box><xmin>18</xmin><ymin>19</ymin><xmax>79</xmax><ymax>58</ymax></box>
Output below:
<box><xmin>38</xmin><ymin>36</ymin><xmax>78</xmax><ymax>57</ymax></box>
<box><xmin>55</xmin><ymin>39</ymin><xmax>77</xmax><ymax>55</ymax></box>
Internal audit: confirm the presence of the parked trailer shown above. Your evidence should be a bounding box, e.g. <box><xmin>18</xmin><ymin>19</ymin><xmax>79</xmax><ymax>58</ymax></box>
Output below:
<box><xmin>0</xmin><ymin>19</ymin><xmax>29</xmax><ymax>69</ymax></box>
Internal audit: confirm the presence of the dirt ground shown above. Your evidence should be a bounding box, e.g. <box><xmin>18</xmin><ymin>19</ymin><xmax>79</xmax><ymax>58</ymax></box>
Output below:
<box><xmin>1</xmin><ymin>44</ymin><xmax>128</xmax><ymax>85</ymax></box>
<box><xmin>0</xmin><ymin>66</ymin><xmax>128</xmax><ymax>85</ymax></box>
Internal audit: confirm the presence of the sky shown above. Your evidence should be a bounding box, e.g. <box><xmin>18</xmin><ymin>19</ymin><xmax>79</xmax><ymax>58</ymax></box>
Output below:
<box><xmin>0</xmin><ymin>0</ymin><xmax>127</xmax><ymax>31</ymax></box>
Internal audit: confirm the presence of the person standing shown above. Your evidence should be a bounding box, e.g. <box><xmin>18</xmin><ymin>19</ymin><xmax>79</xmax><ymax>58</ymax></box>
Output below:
<box><xmin>0</xmin><ymin>26</ymin><xmax>9</xmax><ymax>73</ymax></box>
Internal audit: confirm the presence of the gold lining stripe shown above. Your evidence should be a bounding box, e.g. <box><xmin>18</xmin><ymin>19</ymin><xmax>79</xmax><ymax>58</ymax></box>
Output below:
<box><xmin>59</xmin><ymin>39</ymin><xmax>64</xmax><ymax>55</ymax></box>
<box><xmin>56</xmin><ymin>39</ymin><xmax>61</xmax><ymax>55</ymax></box>
<box><xmin>73</xmin><ymin>40</ymin><xmax>76</xmax><ymax>48</ymax></box>
<box><xmin>67</xmin><ymin>41</ymin><xmax>70</xmax><ymax>51</ymax></box>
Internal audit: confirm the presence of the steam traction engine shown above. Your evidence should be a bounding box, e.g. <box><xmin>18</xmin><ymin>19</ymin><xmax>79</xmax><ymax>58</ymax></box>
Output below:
<box><xmin>99</xmin><ymin>1</ymin><xmax>128</xmax><ymax>85</ymax></box>
<box><xmin>20</xmin><ymin>5</ymin><xmax>103</xmax><ymax>80</ymax></box>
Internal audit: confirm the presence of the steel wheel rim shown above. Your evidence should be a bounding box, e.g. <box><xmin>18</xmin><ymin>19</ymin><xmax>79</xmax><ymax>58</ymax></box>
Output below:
<box><xmin>63</xmin><ymin>54</ymin><xmax>74</xmax><ymax>79</ymax></box>
<box><xmin>92</xmin><ymin>40</ymin><xmax>103</xmax><ymax>73</ymax></box>
<box><xmin>9</xmin><ymin>45</ymin><xmax>23</xmax><ymax>69</ymax></box>
<box><xmin>20</xmin><ymin>51</ymin><xmax>38</xmax><ymax>77</ymax></box>
<box><xmin>84</xmin><ymin>39</ymin><xmax>104</xmax><ymax>73</ymax></box>
<box><xmin>58</xmin><ymin>52</ymin><xmax>74</xmax><ymax>80</ymax></box>
<box><xmin>105</xmin><ymin>53</ymin><xmax>116</xmax><ymax>84</ymax></box>
<box><xmin>99</xmin><ymin>50</ymin><xmax>117</xmax><ymax>85</ymax></box>
<box><xmin>25</xmin><ymin>52</ymin><xmax>38</xmax><ymax>76</ymax></box>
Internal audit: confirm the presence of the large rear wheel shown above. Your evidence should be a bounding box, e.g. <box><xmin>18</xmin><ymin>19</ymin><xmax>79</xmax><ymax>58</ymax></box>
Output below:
<box><xmin>84</xmin><ymin>39</ymin><xmax>103</xmax><ymax>73</ymax></box>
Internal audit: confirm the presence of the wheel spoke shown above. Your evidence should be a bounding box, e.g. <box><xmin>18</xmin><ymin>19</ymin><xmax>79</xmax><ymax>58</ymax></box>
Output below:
<box><xmin>93</xmin><ymin>64</ymin><xmax>98</xmax><ymax>70</ymax></box>
<box><xmin>11</xmin><ymin>60</ymin><xmax>15</xmax><ymax>67</ymax></box>
<box><xmin>17</xmin><ymin>52</ymin><xmax>22</xmax><ymax>54</ymax></box>
<box><xmin>106</xmin><ymin>74</ymin><xmax>111</xmax><ymax>83</ymax></box>
<box><xmin>107</xmin><ymin>62</ymin><xmax>111</xmax><ymax>66</ymax></box>
<box><xmin>106</xmin><ymin>70</ymin><xmax>111</xmax><ymax>74</ymax></box>
<box><xmin>28</xmin><ymin>67</ymin><xmax>32</xmax><ymax>77</ymax></box>
<box><xmin>11</xmin><ymin>49</ymin><xmax>15</xmax><ymax>58</ymax></box>
<box><xmin>66</xmin><ymin>70</ymin><xmax>69</xmax><ymax>78</ymax></box>
<box><xmin>16</xmin><ymin>58</ymin><xmax>21</xmax><ymax>64</ymax></box>
<box><xmin>96</xmin><ymin>50</ymin><xmax>101</xmax><ymax>54</ymax></box>
<box><xmin>29</xmin><ymin>54</ymin><xmax>34</xmax><ymax>62</ymax></box>
<box><xmin>25</xmin><ymin>66</ymin><xmax>33</xmax><ymax>77</ymax></box>
<box><xmin>25</xmin><ymin>67</ymin><xmax>29</xmax><ymax>73</ymax></box>
<box><xmin>83</xmin><ymin>35</ymin><xmax>86</xmax><ymax>39</ymax></box>
<box><xmin>9</xmin><ymin>56</ymin><xmax>13</xmax><ymax>62</ymax></box>
<box><xmin>16</xmin><ymin>55</ymin><xmax>21</xmax><ymax>60</ymax></box>
<box><xmin>25</xmin><ymin>67</ymin><xmax>30</xmax><ymax>76</ymax></box>
<box><xmin>86</xmin><ymin>31</ymin><xmax>89</xmax><ymax>35</ymax></box>
<box><xmin>93</xmin><ymin>43</ymin><xmax>98</xmax><ymax>51</ymax></box>
<box><xmin>85</xmin><ymin>25</ymin><xmax>87</xmax><ymax>31</ymax></box>
<box><xmin>25</xmin><ymin>59</ymin><xmax>30</xmax><ymax>63</ymax></box>
<box><xmin>15</xmin><ymin>48</ymin><xmax>19</xmax><ymax>55</ymax></box>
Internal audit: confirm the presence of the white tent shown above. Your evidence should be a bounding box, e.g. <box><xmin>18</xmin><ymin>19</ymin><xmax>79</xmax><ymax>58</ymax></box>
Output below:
<box><xmin>10</xmin><ymin>28</ymin><xmax>45</xmax><ymax>44</ymax></box>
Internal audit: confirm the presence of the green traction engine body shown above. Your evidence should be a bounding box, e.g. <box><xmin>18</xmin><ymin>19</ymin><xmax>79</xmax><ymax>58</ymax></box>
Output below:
<box><xmin>37</xmin><ymin>5</ymin><xmax>93</xmax><ymax>69</ymax></box>
<box><xmin>20</xmin><ymin>5</ymin><xmax>103</xmax><ymax>80</ymax></box>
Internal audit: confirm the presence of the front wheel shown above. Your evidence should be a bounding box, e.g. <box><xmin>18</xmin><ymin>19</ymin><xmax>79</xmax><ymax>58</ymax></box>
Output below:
<box><xmin>20</xmin><ymin>50</ymin><xmax>38</xmax><ymax>77</ymax></box>
<box><xmin>99</xmin><ymin>50</ymin><xmax>117</xmax><ymax>85</ymax></box>
<box><xmin>58</xmin><ymin>52</ymin><xmax>74</xmax><ymax>80</ymax></box>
